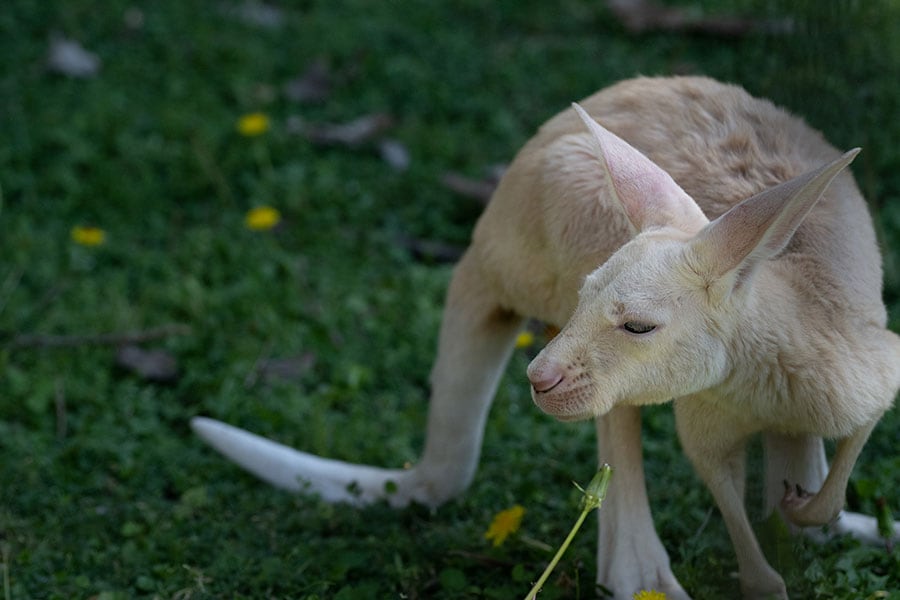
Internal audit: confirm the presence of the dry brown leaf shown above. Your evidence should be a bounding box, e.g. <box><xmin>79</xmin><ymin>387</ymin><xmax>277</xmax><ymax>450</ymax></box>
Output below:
<box><xmin>378</xmin><ymin>138</ymin><xmax>411</xmax><ymax>172</ymax></box>
<box><xmin>116</xmin><ymin>345</ymin><xmax>179</xmax><ymax>384</ymax></box>
<box><xmin>254</xmin><ymin>354</ymin><xmax>317</xmax><ymax>384</ymax></box>
<box><xmin>47</xmin><ymin>36</ymin><xmax>101</xmax><ymax>78</ymax></box>
<box><xmin>607</xmin><ymin>0</ymin><xmax>790</xmax><ymax>36</ymax></box>
<box><xmin>283</xmin><ymin>60</ymin><xmax>332</xmax><ymax>103</ymax></box>
<box><xmin>123</xmin><ymin>7</ymin><xmax>145</xmax><ymax>30</ymax></box>
<box><xmin>440</xmin><ymin>165</ymin><xmax>506</xmax><ymax>205</ymax></box>
<box><xmin>222</xmin><ymin>1</ymin><xmax>285</xmax><ymax>28</ymax></box>
<box><xmin>299</xmin><ymin>113</ymin><xmax>395</xmax><ymax>147</ymax></box>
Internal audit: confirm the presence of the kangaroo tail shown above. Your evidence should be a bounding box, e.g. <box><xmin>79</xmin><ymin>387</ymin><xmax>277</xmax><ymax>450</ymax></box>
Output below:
<box><xmin>191</xmin><ymin>416</ymin><xmax>419</xmax><ymax>507</ymax></box>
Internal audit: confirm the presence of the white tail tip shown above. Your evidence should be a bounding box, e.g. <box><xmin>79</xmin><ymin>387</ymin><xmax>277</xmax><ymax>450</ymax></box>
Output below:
<box><xmin>191</xmin><ymin>416</ymin><xmax>412</xmax><ymax>506</ymax></box>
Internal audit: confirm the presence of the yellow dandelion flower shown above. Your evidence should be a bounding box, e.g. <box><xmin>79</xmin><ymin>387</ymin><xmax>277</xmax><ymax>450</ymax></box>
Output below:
<box><xmin>236</xmin><ymin>112</ymin><xmax>270</xmax><ymax>136</ymax></box>
<box><xmin>70</xmin><ymin>225</ymin><xmax>106</xmax><ymax>246</ymax></box>
<box><xmin>484</xmin><ymin>504</ymin><xmax>525</xmax><ymax>547</ymax></box>
<box><xmin>245</xmin><ymin>206</ymin><xmax>281</xmax><ymax>231</ymax></box>
<box><xmin>633</xmin><ymin>590</ymin><xmax>667</xmax><ymax>600</ymax></box>
<box><xmin>515</xmin><ymin>331</ymin><xmax>535</xmax><ymax>349</ymax></box>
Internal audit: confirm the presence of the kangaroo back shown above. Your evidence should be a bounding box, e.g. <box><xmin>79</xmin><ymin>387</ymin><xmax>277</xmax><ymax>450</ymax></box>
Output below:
<box><xmin>473</xmin><ymin>76</ymin><xmax>885</xmax><ymax>330</ymax></box>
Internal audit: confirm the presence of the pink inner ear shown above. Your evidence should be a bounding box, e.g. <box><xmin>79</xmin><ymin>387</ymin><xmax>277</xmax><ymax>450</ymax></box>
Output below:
<box><xmin>571</xmin><ymin>103</ymin><xmax>707</xmax><ymax>234</ymax></box>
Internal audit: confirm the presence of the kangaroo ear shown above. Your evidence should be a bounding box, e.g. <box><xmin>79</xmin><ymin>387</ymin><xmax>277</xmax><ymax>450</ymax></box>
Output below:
<box><xmin>690</xmin><ymin>148</ymin><xmax>860</xmax><ymax>288</ymax></box>
<box><xmin>571</xmin><ymin>102</ymin><xmax>708</xmax><ymax>235</ymax></box>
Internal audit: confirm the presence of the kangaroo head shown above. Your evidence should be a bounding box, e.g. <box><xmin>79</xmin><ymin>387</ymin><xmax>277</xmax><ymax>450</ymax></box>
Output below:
<box><xmin>527</xmin><ymin>103</ymin><xmax>859</xmax><ymax>421</ymax></box>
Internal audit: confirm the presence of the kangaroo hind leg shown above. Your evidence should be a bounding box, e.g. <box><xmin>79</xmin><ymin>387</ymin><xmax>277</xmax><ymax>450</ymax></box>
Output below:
<box><xmin>780</xmin><ymin>418</ymin><xmax>882</xmax><ymax>528</ymax></box>
<box><xmin>762</xmin><ymin>433</ymin><xmax>900</xmax><ymax>544</ymax></box>
<box><xmin>403</xmin><ymin>247</ymin><xmax>525</xmax><ymax>507</ymax></box>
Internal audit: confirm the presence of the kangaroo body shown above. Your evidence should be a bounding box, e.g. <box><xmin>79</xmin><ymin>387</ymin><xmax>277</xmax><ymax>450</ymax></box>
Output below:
<box><xmin>193</xmin><ymin>76</ymin><xmax>900</xmax><ymax>599</ymax></box>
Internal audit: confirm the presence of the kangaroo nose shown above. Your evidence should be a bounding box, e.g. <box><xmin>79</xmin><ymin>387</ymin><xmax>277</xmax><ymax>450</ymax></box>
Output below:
<box><xmin>527</xmin><ymin>360</ymin><xmax>564</xmax><ymax>393</ymax></box>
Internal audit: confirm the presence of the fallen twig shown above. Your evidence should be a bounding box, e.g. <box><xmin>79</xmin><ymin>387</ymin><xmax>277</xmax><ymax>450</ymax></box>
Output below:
<box><xmin>396</xmin><ymin>234</ymin><xmax>465</xmax><ymax>264</ymax></box>
<box><xmin>607</xmin><ymin>0</ymin><xmax>792</xmax><ymax>36</ymax></box>
<box><xmin>6</xmin><ymin>323</ymin><xmax>192</xmax><ymax>350</ymax></box>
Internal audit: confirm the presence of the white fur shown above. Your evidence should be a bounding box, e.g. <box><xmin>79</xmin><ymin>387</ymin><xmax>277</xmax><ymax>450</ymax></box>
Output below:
<box><xmin>192</xmin><ymin>76</ymin><xmax>900</xmax><ymax>599</ymax></box>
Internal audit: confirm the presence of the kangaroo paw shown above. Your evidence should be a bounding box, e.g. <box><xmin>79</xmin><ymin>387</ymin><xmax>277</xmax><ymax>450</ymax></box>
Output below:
<box><xmin>780</xmin><ymin>479</ymin><xmax>813</xmax><ymax>510</ymax></box>
<box><xmin>780</xmin><ymin>479</ymin><xmax>834</xmax><ymax>527</ymax></box>
<box><xmin>782</xmin><ymin>478</ymin><xmax>851</xmax><ymax>529</ymax></box>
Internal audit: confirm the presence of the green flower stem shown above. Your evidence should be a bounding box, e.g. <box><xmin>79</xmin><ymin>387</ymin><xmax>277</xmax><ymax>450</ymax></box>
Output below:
<box><xmin>524</xmin><ymin>465</ymin><xmax>612</xmax><ymax>600</ymax></box>
<box><xmin>524</xmin><ymin>508</ymin><xmax>590</xmax><ymax>600</ymax></box>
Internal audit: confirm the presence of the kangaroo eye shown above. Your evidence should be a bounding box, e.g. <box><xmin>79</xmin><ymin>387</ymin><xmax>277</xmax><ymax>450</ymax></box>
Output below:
<box><xmin>622</xmin><ymin>321</ymin><xmax>656</xmax><ymax>334</ymax></box>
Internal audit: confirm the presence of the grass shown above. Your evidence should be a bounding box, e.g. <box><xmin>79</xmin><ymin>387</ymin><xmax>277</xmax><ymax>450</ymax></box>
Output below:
<box><xmin>2</xmin><ymin>0</ymin><xmax>900</xmax><ymax>598</ymax></box>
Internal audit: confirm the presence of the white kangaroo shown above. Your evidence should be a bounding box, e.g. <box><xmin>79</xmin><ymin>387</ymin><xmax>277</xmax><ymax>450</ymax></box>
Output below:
<box><xmin>192</xmin><ymin>76</ymin><xmax>900</xmax><ymax>599</ymax></box>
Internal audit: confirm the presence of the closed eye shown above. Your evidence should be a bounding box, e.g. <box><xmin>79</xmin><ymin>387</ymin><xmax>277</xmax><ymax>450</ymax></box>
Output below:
<box><xmin>622</xmin><ymin>321</ymin><xmax>656</xmax><ymax>334</ymax></box>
